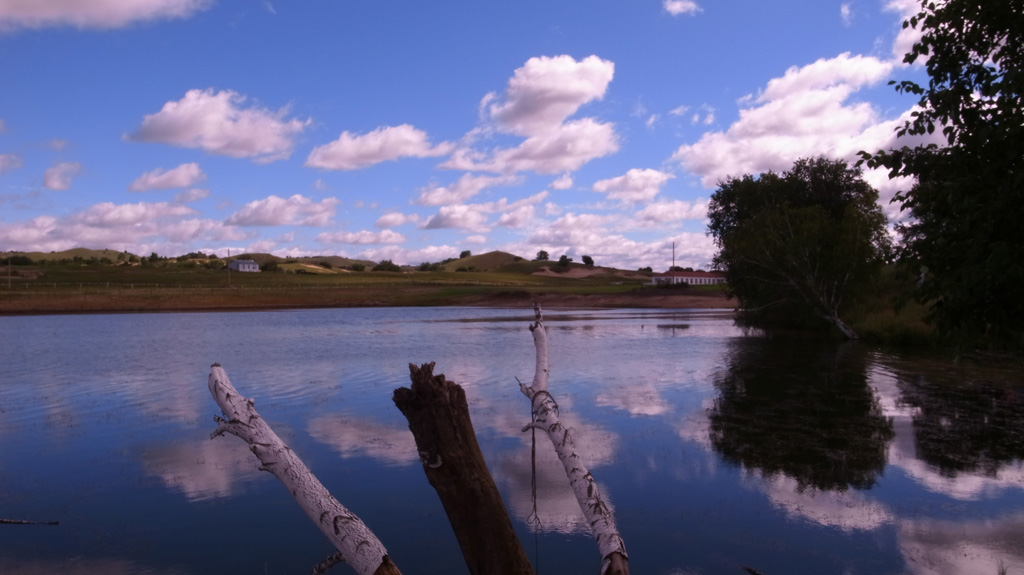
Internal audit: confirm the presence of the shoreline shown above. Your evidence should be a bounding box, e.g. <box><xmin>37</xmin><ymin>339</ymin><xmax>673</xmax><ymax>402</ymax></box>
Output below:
<box><xmin>0</xmin><ymin>288</ymin><xmax>736</xmax><ymax>317</ymax></box>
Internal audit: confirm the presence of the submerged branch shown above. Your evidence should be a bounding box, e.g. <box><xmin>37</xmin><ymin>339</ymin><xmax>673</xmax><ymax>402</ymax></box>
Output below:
<box><xmin>519</xmin><ymin>304</ymin><xmax>629</xmax><ymax>575</ymax></box>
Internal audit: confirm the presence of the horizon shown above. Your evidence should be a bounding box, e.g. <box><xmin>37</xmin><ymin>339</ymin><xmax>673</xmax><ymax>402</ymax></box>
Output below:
<box><xmin>0</xmin><ymin>0</ymin><xmax>940</xmax><ymax>268</ymax></box>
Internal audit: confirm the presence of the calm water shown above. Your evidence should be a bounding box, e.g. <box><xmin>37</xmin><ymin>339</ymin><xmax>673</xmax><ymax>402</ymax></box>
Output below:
<box><xmin>1</xmin><ymin>307</ymin><xmax>1022</xmax><ymax>575</ymax></box>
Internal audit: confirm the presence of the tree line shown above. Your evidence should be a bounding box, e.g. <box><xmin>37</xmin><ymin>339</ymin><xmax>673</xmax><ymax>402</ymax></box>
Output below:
<box><xmin>709</xmin><ymin>0</ymin><xmax>1022</xmax><ymax>349</ymax></box>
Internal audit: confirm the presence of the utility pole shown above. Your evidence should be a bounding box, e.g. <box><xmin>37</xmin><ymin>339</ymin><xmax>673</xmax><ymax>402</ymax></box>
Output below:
<box><xmin>672</xmin><ymin>241</ymin><xmax>676</xmax><ymax>270</ymax></box>
<box><xmin>227</xmin><ymin>249</ymin><xmax>231</xmax><ymax>287</ymax></box>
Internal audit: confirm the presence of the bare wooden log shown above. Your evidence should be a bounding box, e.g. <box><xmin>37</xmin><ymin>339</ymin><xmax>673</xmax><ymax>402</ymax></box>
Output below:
<box><xmin>394</xmin><ymin>362</ymin><xmax>534</xmax><ymax>575</ymax></box>
<box><xmin>519</xmin><ymin>305</ymin><xmax>629</xmax><ymax>575</ymax></box>
<box><xmin>207</xmin><ymin>364</ymin><xmax>400</xmax><ymax>575</ymax></box>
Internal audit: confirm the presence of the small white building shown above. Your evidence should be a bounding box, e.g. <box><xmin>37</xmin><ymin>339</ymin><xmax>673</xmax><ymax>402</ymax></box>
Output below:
<box><xmin>650</xmin><ymin>270</ymin><xmax>726</xmax><ymax>286</ymax></box>
<box><xmin>228</xmin><ymin>259</ymin><xmax>261</xmax><ymax>272</ymax></box>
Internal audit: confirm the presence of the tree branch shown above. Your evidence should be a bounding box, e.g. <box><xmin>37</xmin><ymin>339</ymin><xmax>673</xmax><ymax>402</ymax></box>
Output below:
<box><xmin>207</xmin><ymin>364</ymin><xmax>400</xmax><ymax>575</ymax></box>
<box><xmin>519</xmin><ymin>305</ymin><xmax>629</xmax><ymax>575</ymax></box>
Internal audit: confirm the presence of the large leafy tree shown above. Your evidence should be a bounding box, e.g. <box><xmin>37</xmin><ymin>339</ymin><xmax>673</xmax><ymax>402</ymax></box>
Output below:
<box><xmin>708</xmin><ymin>157</ymin><xmax>891</xmax><ymax>339</ymax></box>
<box><xmin>861</xmin><ymin>0</ymin><xmax>1024</xmax><ymax>346</ymax></box>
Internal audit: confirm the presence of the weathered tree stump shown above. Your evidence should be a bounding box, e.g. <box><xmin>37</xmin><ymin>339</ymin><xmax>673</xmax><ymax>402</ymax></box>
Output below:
<box><xmin>394</xmin><ymin>363</ymin><xmax>534</xmax><ymax>575</ymax></box>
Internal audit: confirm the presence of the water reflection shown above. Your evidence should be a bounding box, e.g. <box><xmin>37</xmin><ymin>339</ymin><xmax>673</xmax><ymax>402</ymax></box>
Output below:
<box><xmin>307</xmin><ymin>415</ymin><xmax>418</xmax><ymax>465</ymax></box>
<box><xmin>142</xmin><ymin>436</ymin><xmax>262</xmax><ymax>501</ymax></box>
<box><xmin>899</xmin><ymin>512</ymin><xmax>1024</xmax><ymax>575</ymax></box>
<box><xmin>708</xmin><ymin>339</ymin><xmax>895</xmax><ymax>491</ymax></box>
<box><xmin>897</xmin><ymin>367</ymin><xmax>1024</xmax><ymax>477</ymax></box>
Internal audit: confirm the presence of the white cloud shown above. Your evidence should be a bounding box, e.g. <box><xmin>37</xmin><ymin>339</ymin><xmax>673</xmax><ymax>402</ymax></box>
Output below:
<box><xmin>375</xmin><ymin>212</ymin><xmax>420</xmax><ymax>228</ymax></box>
<box><xmin>0</xmin><ymin>153</ymin><xmax>23</xmax><ymax>175</ymax></box>
<box><xmin>464</xmin><ymin>235</ymin><xmax>487</xmax><ymax>245</ymax></box>
<box><xmin>0</xmin><ymin>200</ymin><xmax>232</xmax><ymax>255</ymax></box>
<box><xmin>645</xmin><ymin>114</ymin><xmax>659</xmax><ymax>129</ymax></box>
<box><xmin>593</xmin><ymin>168</ymin><xmax>674</xmax><ymax>204</ymax></box>
<box><xmin>671</xmin><ymin>53</ymin><xmax>903</xmax><ymax>187</ymax></box>
<box><xmin>415</xmin><ymin>173</ymin><xmax>520</xmax><ymax>206</ymax></box>
<box><xmin>841</xmin><ymin>3</ymin><xmax>853</xmax><ymax>25</ymax></box>
<box><xmin>496</xmin><ymin>205</ymin><xmax>535</xmax><ymax>228</ymax></box>
<box><xmin>312</xmin><ymin>178</ymin><xmax>328</xmax><ymax>191</ymax></box>
<box><xmin>668</xmin><ymin>105</ymin><xmax>689</xmax><ymax>116</ymax></box>
<box><xmin>129</xmin><ymin>162</ymin><xmax>206</xmax><ymax>191</ymax></box>
<box><xmin>486</xmin><ymin>55</ymin><xmax>615</xmax><ymax>137</ymax></box>
<box><xmin>421</xmin><ymin>204</ymin><xmax>492</xmax><ymax>233</ymax></box>
<box><xmin>353</xmin><ymin>244</ymin><xmax>460</xmax><ymax>266</ymax></box>
<box><xmin>305</xmin><ymin>124</ymin><xmax>453</xmax><ymax>171</ymax></box>
<box><xmin>129</xmin><ymin>89</ymin><xmax>309</xmax><ymax>163</ymax></box>
<box><xmin>72</xmin><ymin>201</ymin><xmax>196</xmax><ymax>226</ymax></box>
<box><xmin>663</xmin><ymin>0</ymin><xmax>701</xmax><ymax>16</ymax></box>
<box><xmin>43</xmin><ymin>161</ymin><xmax>82</xmax><ymax>190</ymax></box>
<box><xmin>172</xmin><ymin>188</ymin><xmax>210</xmax><ymax>204</ymax></box>
<box><xmin>317</xmin><ymin>229</ymin><xmax>406</xmax><ymax>245</ymax></box>
<box><xmin>886</xmin><ymin>0</ymin><xmax>924</xmax><ymax>61</ymax></box>
<box><xmin>0</xmin><ymin>0</ymin><xmax>210</xmax><ymax>31</ymax></box>
<box><xmin>551</xmin><ymin>174</ymin><xmax>573</xmax><ymax>190</ymax></box>
<box><xmin>635</xmin><ymin>198</ymin><xmax>709</xmax><ymax>225</ymax></box>
<box><xmin>225</xmin><ymin>194</ymin><xmax>340</xmax><ymax>227</ymax></box>
<box><xmin>421</xmin><ymin>191</ymin><xmax>547</xmax><ymax>232</ymax></box>
<box><xmin>442</xmin><ymin>55</ymin><xmax>618</xmax><ymax>175</ymax></box>
<box><xmin>444</xmin><ymin>118</ymin><xmax>618</xmax><ymax>175</ymax></box>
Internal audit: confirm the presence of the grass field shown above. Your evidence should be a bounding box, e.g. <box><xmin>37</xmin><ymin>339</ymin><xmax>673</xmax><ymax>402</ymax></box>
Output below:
<box><xmin>0</xmin><ymin>253</ymin><xmax>720</xmax><ymax>314</ymax></box>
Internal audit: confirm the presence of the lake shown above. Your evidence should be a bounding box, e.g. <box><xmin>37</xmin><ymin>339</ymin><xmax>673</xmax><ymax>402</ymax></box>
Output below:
<box><xmin>1</xmin><ymin>307</ymin><xmax>1022</xmax><ymax>575</ymax></box>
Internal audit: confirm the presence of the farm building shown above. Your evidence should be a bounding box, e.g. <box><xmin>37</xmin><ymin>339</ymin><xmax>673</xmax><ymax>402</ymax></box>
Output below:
<box><xmin>650</xmin><ymin>270</ymin><xmax>726</xmax><ymax>286</ymax></box>
<box><xmin>228</xmin><ymin>259</ymin><xmax>261</xmax><ymax>272</ymax></box>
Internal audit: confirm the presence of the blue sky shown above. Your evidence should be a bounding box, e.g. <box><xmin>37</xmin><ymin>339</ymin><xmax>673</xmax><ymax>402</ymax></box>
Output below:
<box><xmin>0</xmin><ymin>0</ymin><xmax>935</xmax><ymax>269</ymax></box>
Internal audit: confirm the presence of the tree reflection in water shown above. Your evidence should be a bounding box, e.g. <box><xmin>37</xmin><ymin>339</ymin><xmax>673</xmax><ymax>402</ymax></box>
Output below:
<box><xmin>894</xmin><ymin>361</ymin><xmax>1024</xmax><ymax>477</ymax></box>
<box><xmin>708</xmin><ymin>338</ymin><xmax>894</xmax><ymax>491</ymax></box>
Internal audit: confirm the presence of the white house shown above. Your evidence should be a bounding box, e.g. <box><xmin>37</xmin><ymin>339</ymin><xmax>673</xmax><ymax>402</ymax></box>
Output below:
<box><xmin>650</xmin><ymin>270</ymin><xmax>726</xmax><ymax>286</ymax></box>
<box><xmin>228</xmin><ymin>259</ymin><xmax>261</xmax><ymax>272</ymax></box>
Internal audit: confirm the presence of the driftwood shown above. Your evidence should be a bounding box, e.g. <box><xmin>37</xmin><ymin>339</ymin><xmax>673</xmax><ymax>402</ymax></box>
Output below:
<box><xmin>394</xmin><ymin>363</ymin><xmax>533</xmax><ymax>575</ymax></box>
<box><xmin>520</xmin><ymin>304</ymin><xmax>629</xmax><ymax>575</ymax></box>
<box><xmin>207</xmin><ymin>364</ymin><xmax>400</xmax><ymax>575</ymax></box>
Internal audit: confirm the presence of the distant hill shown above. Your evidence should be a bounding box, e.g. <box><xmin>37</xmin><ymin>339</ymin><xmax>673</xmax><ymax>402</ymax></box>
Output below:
<box><xmin>440</xmin><ymin>251</ymin><xmax>526</xmax><ymax>272</ymax></box>
<box><xmin>14</xmin><ymin>248</ymin><xmax>136</xmax><ymax>262</ymax></box>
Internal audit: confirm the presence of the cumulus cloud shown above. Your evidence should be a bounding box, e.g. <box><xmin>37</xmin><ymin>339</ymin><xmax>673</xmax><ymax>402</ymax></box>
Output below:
<box><xmin>496</xmin><ymin>204</ymin><xmax>535</xmax><ymax>228</ymax></box>
<box><xmin>415</xmin><ymin>173</ymin><xmax>520</xmax><ymax>206</ymax></box>
<box><xmin>671</xmin><ymin>53</ymin><xmax>904</xmax><ymax>187</ymax></box>
<box><xmin>444</xmin><ymin>118</ymin><xmax>618</xmax><ymax>175</ymax></box>
<box><xmin>663</xmin><ymin>0</ymin><xmax>701</xmax><ymax>16</ymax></box>
<box><xmin>441</xmin><ymin>55</ymin><xmax>618</xmax><ymax>175</ymax></box>
<box><xmin>172</xmin><ymin>188</ymin><xmax>210</xmax><ymax>204</ymax></box>
<box><xmin>225</xmin><ymin>194</ymin><xmax>340</xmax><ymax>227</ymax></box>
<box><xmin>129</xmin><ymin>89</ymin><xmax>309</xmax><ymax>163</ymax></box>
<box><xmin>129</xmin><ymin>162</ymin><xmax>206</xmax><ymax>191</ymax></box>
<box><xmin>886</xmin><ymin>0</ymin><xmax>925</xmax><ymax>61</ymax></box>
<box><xmin>0</xmin><ymin>200</ymin><xmax>228</xmax><ymax>254</ymax></box>
<box><xmin>593</xmin><ymin>168</ymin><xmax>674</xmax><ymax>204</ymax></box>
<box><xmin>43</xmin><ymin>161</ymin><xmax>82</xmax><ymax>190</ymax></box>
<box><xmin>317</xmin><ymin>229</ymin><xmax>406</xmax><ymax>245</ymax></box>
<box><xmin>635</xmin><ymin>198</ymin><xmax>709</xmax><ymax>225</ymax></box>
<box><xmin>421</xmin><ymin>191</ymin><xmax>547</xmax><ymax>232</ymax></box>
<box><xmin>375</xmin><ymin>212</ymin><xmax>420</xmax><ymax>228</ymax></box>
<box><xmin>487</xmin><ymin>55</ymin><xmax>615</xmax><ymax>136</ymax></box>
<box><xmin>0</xmin><ymin>153</ymin><xmax>23</xmax><ymax>175</ymax></box>
<box><xmin>305</xmin><ymin>124</ymin><xmax>453</xmax><ymax>171</ymax></box>
<box><xmin>551</xmin><ymin>174</ymin><xmax>573</xmax><ymax>190</ymax></box>
<box><xmin>840</xmin><ymin>3</ymin><xmax>853</xmax><ymax>25</ymax></box>
<box><xmin>421</xmin><ymin>204</ymin><xmax>492</xmax><ymax>233</ymax></box>
<box><xmin>0</xmin><ymin>0</ymin><xmax>210</xmax><ymax>31</ymax></box>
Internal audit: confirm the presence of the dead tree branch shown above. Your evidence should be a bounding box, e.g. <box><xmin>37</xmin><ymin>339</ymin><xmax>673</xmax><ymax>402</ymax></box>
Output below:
<box><xmin>207</xmin><ymin>364</ymin><xmax>400</xmax><ymax>575</ymax></box>
<box><xmin>519</xmin><ymin>305</ymin><xmax>629</xmax><ymax>575</ymax></box>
